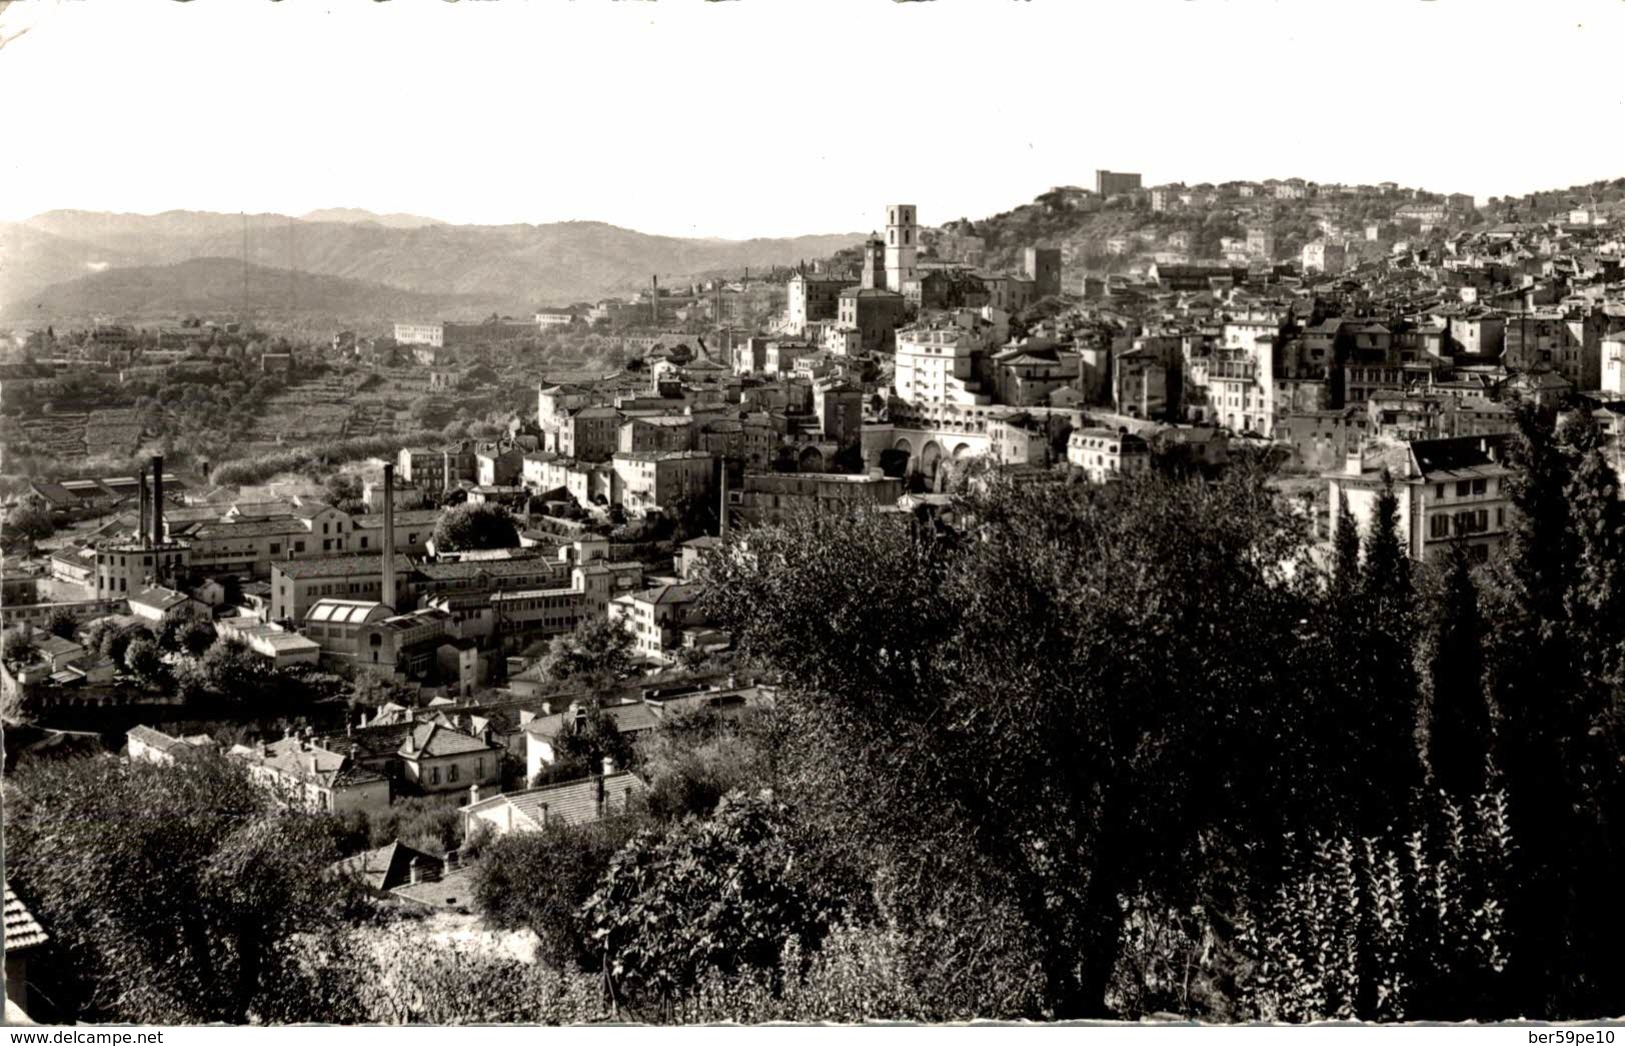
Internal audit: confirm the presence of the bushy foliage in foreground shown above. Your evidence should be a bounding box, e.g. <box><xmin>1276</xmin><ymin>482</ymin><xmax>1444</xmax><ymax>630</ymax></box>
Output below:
<box><xmin>9</xmin><ymin>408</ymin><xmax>1623</xmax><ymax>1023</ymax></box>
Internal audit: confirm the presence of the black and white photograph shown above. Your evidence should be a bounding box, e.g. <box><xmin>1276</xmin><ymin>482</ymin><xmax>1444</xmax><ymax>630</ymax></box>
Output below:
<box><xmin>2</xmin><ymin>0</ymin><xmax>1625</xmax><ymax>1031</ymax></box>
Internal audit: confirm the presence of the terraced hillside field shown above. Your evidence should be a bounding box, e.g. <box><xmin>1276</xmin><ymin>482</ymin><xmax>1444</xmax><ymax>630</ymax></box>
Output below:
<box><xmin>236</xmin><ymin>373</ymin><xmax>414</xmax><ymax>458</ymax></box>
<box><xmin>1</xmin><ymin>407</ymin><xmax>147</xmax><ymax>463</ymax></box>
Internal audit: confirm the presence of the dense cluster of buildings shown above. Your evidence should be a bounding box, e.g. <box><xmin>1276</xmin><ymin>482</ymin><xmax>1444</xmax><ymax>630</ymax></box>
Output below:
<box><xmin>6</xmin><ymin>184</ymin><xmax>1625</xmax><ymax>984</ymax></box>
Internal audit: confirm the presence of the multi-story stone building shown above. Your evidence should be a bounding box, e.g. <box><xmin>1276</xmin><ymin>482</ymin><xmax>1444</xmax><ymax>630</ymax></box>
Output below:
<box><xmin>893</xmin><ymin>326</ymin><xmax>990</xmax><ymax>408</ymax></box>
<box><xmin>786</xmin><ymin>272</ymin><xmax>852</xmax><ymax>333</ymax></box>
<box><xmin>1095</xmin><ymin>170</ymin><xmax>1142</xmax><ymax>197</ymax></box>
<box><xmin>1324</xmin><ymin>434</ymin><xmax>1517</xmax><ymax>563</ymax></box>
<box><xmin>1067</xmin><ymin>428</ymin><xmax>1151</xmax><ymax>483</ymax></box>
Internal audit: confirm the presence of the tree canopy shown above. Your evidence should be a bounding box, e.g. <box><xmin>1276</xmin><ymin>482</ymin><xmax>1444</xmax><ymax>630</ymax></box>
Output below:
<box><xmin>431</xmin><ymin>502</ymin><xmax>520</xmax><ymax>552</ymax></box>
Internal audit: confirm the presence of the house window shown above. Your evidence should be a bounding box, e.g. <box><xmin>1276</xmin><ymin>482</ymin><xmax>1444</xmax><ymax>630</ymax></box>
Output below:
<box><xmin>1472</xmin><ymin>479</ymin><xmax>1487</xmax><ymax>495</ymax></box>
<box><xmin>1456</xmin><ymin>481</ymin><xmax>1471</xmax><ymax>497</ymax></box>
<box><xmin>295</xmin><ymin>541</ymin><xmax>306</xmax><ymax>553</ymax></box>
<box><xmin>1435</xmin><ymin>484</ymin><xmax>1445</xmax><ymax>499</ymax></box>
<box><xmin>270</xmin><ymin>543</ymin><xmax>281</xmax><ymax>555</ymax></box>
<box><xmin>431</xmin><ymin>766</ymin><xmax>441</xmax><ymax>785</ymax></box>
<box><xmin>1430</xmin><ymin>514</ymin><xmax>1450</xmax><ymax>539</ymax></box>
<box><xmin>477</xmin><ymin>758</ymin><xmax>485</xmax><ymax>778</ymax></box>
<box><xmin>449</xmin><ymin>763</ymin><xmax>460</xmax><ymax>783</ymax></box>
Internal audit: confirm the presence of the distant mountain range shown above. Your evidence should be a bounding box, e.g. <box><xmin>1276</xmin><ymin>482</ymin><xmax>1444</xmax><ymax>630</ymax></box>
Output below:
<box><xmin>298</xmin><ymin>208</ymin><xmax>446</xmax><ymax>229</ymax></box>
<box><xmin>0</xmin><ymin>209</ymin><xmax>864</xmax><ymax>323</ymax></box>
<box><xmin>6</xmin><ymin>257</ymin><xmax>509</xmax><ymax>327</ymax></box>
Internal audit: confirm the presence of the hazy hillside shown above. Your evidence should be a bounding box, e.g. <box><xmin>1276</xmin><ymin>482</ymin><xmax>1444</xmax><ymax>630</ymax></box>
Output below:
<box><xmin>299</xmin><ymin>208</ymin><xmax>446</xmax><ymax>229</ymax></box>
<box><xmin>4</xmin><ymin>257</ymin><xmax>513</xmax><ymax>325</ymax></box>
<box><xmin>0</xmin><ymin>222</ymin><xmax>143</xmax><ymax>306</ymax></box>
<box><xmin>9</xmin><ymin>210</ymin><xmax>864</xmax><ymax>309</ymax></box>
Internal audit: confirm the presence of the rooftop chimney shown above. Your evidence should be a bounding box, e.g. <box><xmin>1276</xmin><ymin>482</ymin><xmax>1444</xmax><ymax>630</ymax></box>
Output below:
<box><xmin>408</xmin><ymin>857</ymin><xmax>423</xmax><ymax>885</ymax></box>
<box><xmin>602</xmin><ymin>756</ymin><xmax>617</xmax><ymax>776</ymax></box>
<box><xmin>382</xmin><ymin>463</ymin><xmax>398</xmax><ymax>611</ymax></box>
<box><xmin>469</xmin><ymin>782</ymin><xmax>481</xmax><ymax>806</ymax></box>
<box><xmin>150</xmin><ymin>454</ymin><xmax>164</xmax><ymax>551</ymax></box>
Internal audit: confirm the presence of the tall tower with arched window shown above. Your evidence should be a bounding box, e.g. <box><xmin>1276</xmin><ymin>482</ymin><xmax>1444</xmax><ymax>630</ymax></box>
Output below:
<box><xmin>884</xmin><ymin>204</ymin><xmax>917</xmax><ymax>294</ymax></box>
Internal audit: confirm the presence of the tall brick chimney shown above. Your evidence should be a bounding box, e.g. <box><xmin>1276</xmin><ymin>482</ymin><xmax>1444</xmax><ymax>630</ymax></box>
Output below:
<box><xmin>719</xmin><ymin>465</ymin><xmax>729</xmax><ymax>540</ymax></box>
<box><xmin>150</xmin><ymin>454</ymin><xmax>164</xmax><ymax>550</ymax></box>
<box><xmin>382</xmin><ymin>463</ymin><xmax>397</xmax><ymax>610</ymax></box>
<box><xmin>137</xmin><ymin>464</ymin><xmax>150</xmax><ymax>548</ymax></box>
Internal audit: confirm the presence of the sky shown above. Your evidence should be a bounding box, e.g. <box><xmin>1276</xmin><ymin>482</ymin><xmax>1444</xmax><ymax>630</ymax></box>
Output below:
<box><xmin>3</xmin><ymin>0</ymin><xmax>1624</xmax><ymax>240</ymax></box>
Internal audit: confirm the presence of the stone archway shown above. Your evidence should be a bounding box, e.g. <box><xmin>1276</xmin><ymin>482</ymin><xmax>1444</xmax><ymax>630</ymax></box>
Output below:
<box><xmin>951</xmin><ymin>442</ymin><xmax>972</xmax><ymax>460</ymax></box>
<box><xmin>920</xmin><ymin>440</ymin><xmax>944</xmax><ymax>487</ymax></box>
<box><xmin>798</xmin><ymin>445</ymin><xmax>826</xmax><ymax>472</ymax></box>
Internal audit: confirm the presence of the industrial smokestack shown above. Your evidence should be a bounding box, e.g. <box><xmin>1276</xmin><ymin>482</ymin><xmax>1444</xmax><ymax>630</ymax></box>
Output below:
<box><xmin>382</xmin><ymin>463</ymin><xmax>397</xmax><ymax>610</ymax></box>
<box><xmin>651</xmin><ymin>274</ymin><xmax>659</xmax><ymax>326</ymax></box>
<box><xmin>719</xmin><ymin>465</ymin><xmax>729</xmax><ymax>541</ymax></box>
<box><xmin>150</xmin><ymin>455</ymin><xmax>164</xmax><ymax>551</ymax></box>
<box><xmin>138</xmin><ymin>465</ymin><xmax>150</xmax><ymax>548</ymax></box>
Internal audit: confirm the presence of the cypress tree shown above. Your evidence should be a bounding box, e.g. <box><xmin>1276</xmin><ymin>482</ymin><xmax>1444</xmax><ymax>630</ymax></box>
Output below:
<box><xmin>1332</xmin><ymin>490</ymin><xmax>1361</xmax><ymax>587</ymax></box>
<box><xmin>1362</xmin><ymin>470</ymin><xmax>1413</xmax><ymax>612</ymax></box>
<box><xmin>1424</xmin><ymin>536</ymin><xmax>1490</xmax><ymax>799</ymax></box>
<box><xmin>1483</xmin><ymin>404</ymin><xmax>1625</xmax><ymax>1016</ymax></box>
<box><xmin>1355</xmin><ymin>470</ymin><xmax>1423</xmax><ymax>829</ymax></box>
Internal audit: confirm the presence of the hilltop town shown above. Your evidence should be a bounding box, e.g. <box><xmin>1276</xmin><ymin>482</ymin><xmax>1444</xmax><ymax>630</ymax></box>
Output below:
<box><xmin>4</xmin><ymin>171</ymin><xmax>1625</xmax><ymax>1025</ymax></box>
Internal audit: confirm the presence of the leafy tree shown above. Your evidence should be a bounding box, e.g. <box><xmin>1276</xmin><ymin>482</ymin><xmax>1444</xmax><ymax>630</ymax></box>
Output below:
<box><xmin>6</xmin><ymin>500</ymin><xmax>55</xmax><ymax>542</ymax></box>
<box><xmin>1</xmin><ymin>630</ymin><xmax>39</xmax><ymax>666</ymax></box>
<box><xmin>157</xmin><ymin>613</ymin><xmax>189</xmax><ymax>652</ymax></box>
<box><xmin>473</xmin><ymin>816</ymin><xmax>645</xmax><ymax>972</ymax></box>
<box><xmin>431</xmin><ymin>502</ymin><xmax>520</xmax><ymax>552</ymax></box>
<box><xmin>666</xmin><ymin>486</ymin><xmax>718</xmax><ymax>544</ymax></box>
<box><xmin>699</xmin><ymin>465</ymin><xmax>1321</xmax><ymax>1018</ymax></box>
<box><xmin>123</xmin><ymin>635</ymin><xmax>169</xmax><ymax>687</ymax></box>
<box><xmin>350</xmin><ymin>668</ymin><xmax>417</xmax><ymax>709</ymax></box>
<box><xmin>365</xmin><ymin>796</ymin><xmax>463</xmax><ymax>854</ymax></box>
<box><xmin>84</xmin><ymin>619</ymin><xmax>141</xmax><ymax>664</ymax></box>
<box><xmin>44</xmin><ymin>607</ymin><xmax>79</xmax><ymax>641</ymax></box>
<box><xmin>198</xmin><ymin>638</ymin><xmax>272</xmax><ymax>700</ymax></box>
<box><xmin>636</xmin><ymin>705</ymin><xmax>788</xmax><ymax>822</ymax></box>
<box><xmin>178</xmin><ymin>619</ymin><xmax>218</xmax><ymax>658</ymax></box>
<box><xmin>323</xmin><ymin>472</ymin><xmax>362</xmax><ymax>506</ymax></box>
<box><xmin>540</xmin><ymin>616</ymin><xmax>633</xmax><ymax>687</ymax></box>
<box><xmin>5</xmin><ymin>755</ymin><xmax>357</xmax><ymax>1023</ymax></box>
<box><xmin>535</xmin><ymin>701</ymin><xmax>638</xmax><ymax>786</ymax></box>
<box><xmin>584</xmin><ymin>791</ymin><xmax>845</xmax><ymax>1010</ymax></box>
<box><xmin>1234</xmin><ymin>791</ymin><xmax>1513</xmax><ymax>1022</ymax></box>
